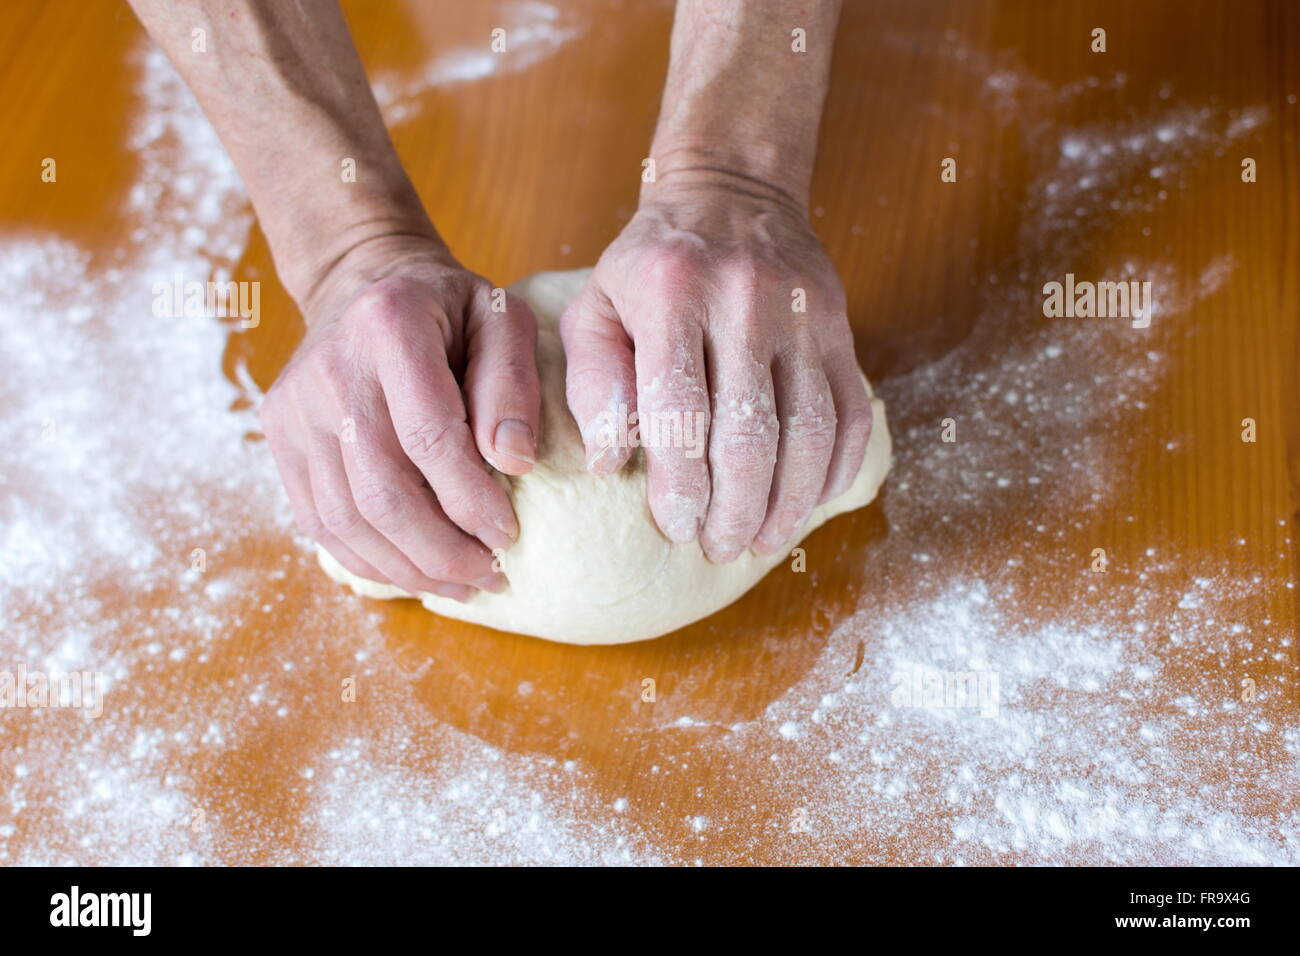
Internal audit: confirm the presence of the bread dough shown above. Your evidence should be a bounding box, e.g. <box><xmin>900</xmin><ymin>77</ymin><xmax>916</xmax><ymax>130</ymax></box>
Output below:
<box><xmin>318</xmin><ymin>268</ymin><xmax>891</xmax><ymax>644</ymax></box>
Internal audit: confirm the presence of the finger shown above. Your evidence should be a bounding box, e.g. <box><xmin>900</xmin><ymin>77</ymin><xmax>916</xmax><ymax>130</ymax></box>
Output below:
<box><xmin>700</xmin><ymin>344</ymin><xmax>778</xmax><ymax>563</ymax></box>
<box><xmin>376</xmin><ymin>330</ymin><xmax>520</xmax><ymax>552</ymax></box>
<box><xmin>265</xmin><ymin>427</ymin><xmax>391</xmax><ymax>585</ymax></box>
<box><xmin>560</xmin><ymin>281</ymin><xmax>637</xmax><ymax>475</ymax></box>
<box><xmin>338</xmin><ymin>402</ymin><xmax>505</xmax><ymax>591</ymax></box>
<box><xmin>305</xmin><ymin>427</ymin><xmax>474</xmax><ymax>601</ymax></box>
<box><xmin>753</xmin><ymin>357</ymin><xmax>837</xmax><ymax>555</ymax></box>
<box><xmin>819</xmin><ymin>343</ymin><xmax>874</xmax><ymax>504</ymax></box>
<box><xmin>314</xmin><ymin>531</ymin><xmax>397</xmax><ymax>590</ymax></box>
<box><xmin>633</xmin><ymin>312</ymin><xmax>712</xmax><ymax>544</ymax></box>
<box><xmin>464</xmin><ymin>286</ymin><xmax>541</xmax><ymax>476</ymax></box>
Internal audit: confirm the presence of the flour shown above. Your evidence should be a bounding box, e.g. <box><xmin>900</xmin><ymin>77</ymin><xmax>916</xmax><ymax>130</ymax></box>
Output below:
<box><xmin>0</xmin><ymin>32</ymin><xmax>1294</xmax><ymax>865</ymax></box>
<box><xmin>372</xmin><ymin>0</ymin><xmax>586</xmax><ymax>125</ymax></box>
<box><xmin>708</xmin><ymin>64</ymin><xmax>1297</xmax><ymax>864</ymax></box>
<box><xmin>0</xmin><ymin>42</ymin><xmax>652</xmax><ymax>866</ymax></box>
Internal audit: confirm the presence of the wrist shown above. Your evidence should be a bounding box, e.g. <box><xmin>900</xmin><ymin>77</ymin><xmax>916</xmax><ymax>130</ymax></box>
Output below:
<box><xmin>293</xmin><ymin>229</ymin><xmax>457</xmax><ymax>328</ymax></box>
<box><xmin>267</xmin><ymin>184</ymin><xmax>443</xmax><ymax>317</ymax></box>
<box><xmin>641</xmin><ymin>142</ymin><xmax>814</xmax><ymax>216</ymax></box>
<box><xmin>646</xmin><ymin>0</ymin><xmax>839</xmax><ymax>217</ymax></box>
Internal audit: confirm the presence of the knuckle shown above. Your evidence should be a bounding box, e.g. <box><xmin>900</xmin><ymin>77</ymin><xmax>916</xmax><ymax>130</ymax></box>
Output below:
<box><xmin>707</xmin><ymin>396</ymin><xmax>783</xmax><ymax>476</ymax></box>
<box><xmin>566</xmin><ymin>362</ymin><xmax>612</xmax><ymax>397</ymax></box>
<box><xmin>400</xmin><ymin>417</ymin><xmax>465</xmax><ymax>464</ymax></box>
<box><xmin>422</xmin><ymin>552</ymin><xmax>472</xmax><ymax>583</ymax></box>
<box><xmin>719</xmin><ymin>253</ymin><xmax>767</xmax><ymax>293</ymax></box>
<box><xmin>272</xmin><ymin>349</ymin><xmax>350</xmax><ymax>411</ymax></box>
<box><xmin>644</xmin><ymin>375</ymin><xmax>709</xmax><ymax>415</ymax></box>
<box><xmin>641</xmin><ymin>245</ymin><xmax>701</xmax><ymax>298</ymax></box>
<box><xmin>719</xmin><ymin>254</ymin><xmax>787</xmax><ymax>310</ymax></box>
<box><xmin>717</xmin><ymin>428</ymin><xmax>776</xmax><ymax>462</ymax></box>
<box><xmin>642</xmin><ymin>399</ymin><xmax>710</xmax><ymax>444</ymax></box>
<box><xmin>267</xmin><ymin>365</ymin><xmax>316</xmax><ymax>411</ymax></box>
<box><xmin>348</xmin><ymin>281</ymin><xmax>410</xmax><ymax>333</ymax></box>
<box><xmin>429</xmin><ymin>484</ymin><xmax>488</xmax><ymax>527</ymax></box>
<box><xmin>792</xmin><ymin>414</ymin><xmax>838</xmax><ymax>455</ymax></box>
<box><xmin>352</xmin><ymin>483</ymin><xmax>408</xmax><ymax>530</ymax></box>
<box><xmin>304</xmin><ymin>345</ymin><xmax>351</xmax><ymax>386</ymax></box>
<box><xmin>318</xmin><ymin>496</ymin><xmax>365</xmax><ymax>537</ymax></box>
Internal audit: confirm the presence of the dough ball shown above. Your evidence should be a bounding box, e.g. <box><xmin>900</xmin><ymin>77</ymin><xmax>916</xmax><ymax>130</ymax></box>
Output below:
<box><xmin>318</xmin><ymin>268</ymin><xmax>891</xmax><ymax>644</ymax></box>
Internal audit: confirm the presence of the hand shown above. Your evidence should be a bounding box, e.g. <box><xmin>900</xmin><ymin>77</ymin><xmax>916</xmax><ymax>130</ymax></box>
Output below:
<box><xmin>561</xmin><ymin>181</ymin><xmax>873</xmax><ymax>564</ymax></box>
<box><xmin>261</xmin><ymin>236</ymin><xmax>540</xmax><ymax>600</ymax></box>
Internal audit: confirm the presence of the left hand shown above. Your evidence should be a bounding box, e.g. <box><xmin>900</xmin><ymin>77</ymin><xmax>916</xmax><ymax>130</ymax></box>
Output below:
<box><xmin>560</xmin><ymin>180</ymin><xmax>873</xmax><ymax>563</ymax></box>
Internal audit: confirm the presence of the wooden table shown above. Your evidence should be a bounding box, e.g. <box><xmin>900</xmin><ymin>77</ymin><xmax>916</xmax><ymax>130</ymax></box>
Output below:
<box><xmin>1</xmin><ymin>0</ymin><xmax>1295</xmax><ymax>865</ymax></box>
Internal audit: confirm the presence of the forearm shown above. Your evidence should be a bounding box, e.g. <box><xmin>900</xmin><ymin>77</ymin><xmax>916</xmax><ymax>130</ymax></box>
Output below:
<box><xmin>127</xmin><ymin>0</ymin><xmax>437</xmax><ymax>308</ymax></box>
<box><xmin>645</xmin><ymin>0</ymin><xmax>841</xmax><ymax>212</ymax></box>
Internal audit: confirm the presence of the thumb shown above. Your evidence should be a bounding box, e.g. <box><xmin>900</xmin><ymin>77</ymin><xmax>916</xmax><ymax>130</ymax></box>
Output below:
<box><xmin>559</xmin><ymin>281</ymin><xmax>637</xmax><ymax>475</ymax></box>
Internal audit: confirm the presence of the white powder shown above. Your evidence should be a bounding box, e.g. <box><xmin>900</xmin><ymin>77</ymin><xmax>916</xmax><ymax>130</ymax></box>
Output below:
<box><xmin>1</xmin><ymin>32</ymin><xmax>1294</xmax><ymax>866</ymax></box>
<box><xmin>702</xmin><ymin>53</ymin><xmax>1296</xmax><ymax>863</ymax></box>
<box><xmin>372</xmin><ymin>1</ymin><xmax>586</xmax><ymax>124</ymax></box>
<box><xmin>0</xmin><ymin>42</ymin><xmax>654</xmax><ymax>866</ymax></box>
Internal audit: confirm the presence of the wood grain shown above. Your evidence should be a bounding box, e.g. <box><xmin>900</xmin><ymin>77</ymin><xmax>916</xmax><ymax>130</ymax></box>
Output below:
<box><xmin>1</xmin><ymin>0</ymin><xmax>1295</xmax><ymax>865</ymax></box>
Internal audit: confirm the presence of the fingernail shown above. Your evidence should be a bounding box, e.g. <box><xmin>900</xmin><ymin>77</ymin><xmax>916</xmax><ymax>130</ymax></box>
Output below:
<box><xmin>474</xmin><ymin>574</ymin><xmax>508</xmax><ymax>593</ymax></box>
<box><xmin>700</xmin><ymin>531</ymin><xmax>743</xmax><ymax>564</ymax></box>
<box><xmin>494</xmin><ymin>419</ymin><xmax>536</xmax><ymax>464</ymax></box>
<box><xmin>662</xmin><ymin>514</ymin><xmax>700</xmax><ymax>544</ymax></box>
<box><xmin>475</xmin><ymin>524</ymin><xmax>515</xmax><ymax>552</ymax></box>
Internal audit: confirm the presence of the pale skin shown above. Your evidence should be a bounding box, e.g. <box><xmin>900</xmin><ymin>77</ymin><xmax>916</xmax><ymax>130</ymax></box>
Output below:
<box><xmin>128</xmin><ymin>0</ymin><xmax>870</xmax><ymax>597</ymax></box>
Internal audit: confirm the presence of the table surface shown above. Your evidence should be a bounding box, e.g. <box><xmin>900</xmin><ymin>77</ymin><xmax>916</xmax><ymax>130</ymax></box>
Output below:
<box><xmin>1</xmin><ymin>0</ymin><xmax>1296</xmax><ymax>865</ymax></box>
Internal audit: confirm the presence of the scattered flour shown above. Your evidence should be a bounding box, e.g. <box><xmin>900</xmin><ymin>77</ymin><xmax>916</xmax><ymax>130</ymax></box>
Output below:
<box><xmin>0</xmin><ymin>29</ymin><xmax>1294</xmax><ymax>866</ymax></box>
<box><xmin>372</xmin><ymin>0</ymin><xmax>586</xmax><ymax>124</ymax></box>
<box><xmin>0</xmin><ymin>42</ymin><xmax>655</xmax><ymax>866</ymax></box>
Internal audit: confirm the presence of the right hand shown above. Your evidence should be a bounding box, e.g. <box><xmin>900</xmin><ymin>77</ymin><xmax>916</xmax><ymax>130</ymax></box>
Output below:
<box><xmin>261</xmin><ymin>236</ymin><xmax>540</xmax><ymax>601</ymax></box>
